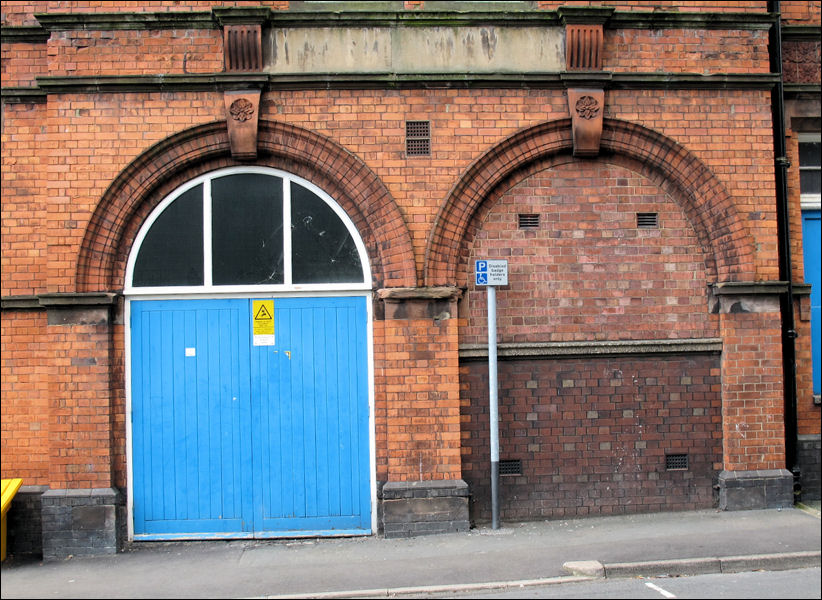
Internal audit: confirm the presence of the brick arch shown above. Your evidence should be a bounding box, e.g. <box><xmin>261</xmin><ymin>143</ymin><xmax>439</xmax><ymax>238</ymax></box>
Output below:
<box><xmin>77</xmin><ymin>120</ymin><xmax>416</xmax><ymax>292</ymax></box>
<box><xmin>424</xmin><ymin>118</ymin><xmax>756</xmax><ymax>286</ymax></box>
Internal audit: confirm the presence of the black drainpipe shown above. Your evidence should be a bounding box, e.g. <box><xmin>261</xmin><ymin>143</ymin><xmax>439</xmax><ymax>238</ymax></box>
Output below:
<box><xmin>767</xmin><ymin>0</ymin><xmax>799</xmax><ymax>495</ymax></box>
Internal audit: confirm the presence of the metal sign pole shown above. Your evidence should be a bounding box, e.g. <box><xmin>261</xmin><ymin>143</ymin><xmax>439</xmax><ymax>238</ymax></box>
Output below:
<box><xmin>476</xmin><ymin>259</ymin><xmax>506</xmax><ymax>530</ymax></box>
<box><xmin>488</xmin><ymin>283</ymin><xmax>500</xmax><ymax>529</ymax></box>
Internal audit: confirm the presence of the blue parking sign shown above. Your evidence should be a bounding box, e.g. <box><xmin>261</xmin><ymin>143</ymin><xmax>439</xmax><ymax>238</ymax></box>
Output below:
<box><xmin>476</xmin><ymin>260</ymin><xmax>488</xmax><ymax>285</ymax></box>
<box><xmin>475</xmin><ymin>259</ymin><xmax>507</xmax><ymax>286</ymax></box>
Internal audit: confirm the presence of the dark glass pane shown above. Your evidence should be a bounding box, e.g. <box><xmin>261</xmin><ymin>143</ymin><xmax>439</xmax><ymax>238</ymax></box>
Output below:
<box><xmin>212</xmin><ymin>174</ymin><xmax>284</xmax><ymax>285</ymax></box>
<box><xmin>132</xmin><ymin>185</ymin><xmax>204</xmax><ymax>287</ymax></box>
<box><xmin>799</xmin><ymin>141</ymin><xmax>821</xmax><ymax>167</ymax></box>
<box><xmin>800</xmin><ymin>170</ymin><xmax>821</xmax><ymax>195</ymax></box>
<box><xmin>291</xmin><ymin>183</ymin><xmax>364</xmax><ymax>284</ymax></box>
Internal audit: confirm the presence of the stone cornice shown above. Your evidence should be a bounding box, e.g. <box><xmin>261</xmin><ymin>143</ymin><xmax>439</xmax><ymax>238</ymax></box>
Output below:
<box><xmin>781</xmin><ymin>24</ymin><xmax>822</xmax><ymax>42</ymax></box>
<box><xmin>608</xmin><ymin>11</ymin><xmax>775</xmax><ymax>30</ymax></box>
<box><xmin>5</xmin><ymin>9</ymin><xmax>776</xmax><ymax>36</ymax></box>
<box><xmin>0</xmin><ymin>25</ymin><xmax>50</xmax><ymax>43</ymax></box>
<box><xmin>0</xmin><ymin>87</ymin><xmax>48</xmax><ymax>104</ymax></box>
<box><xmin>784</xmin><ymin>83</ymin><xmax>822</xmax><ymax>96</ymax></box>
<box><xmin>0</xmin><ymin>72</ymin><xmax>778</xmax><ymax>102</ymax></box>
<box><xmin>460</xmin><ymin>338</ymin><xmax>723</xmax><ymax>361</ymax></box>
<box><xmin>33</xmin><ymin>12</ymin><xmax>215</xmax><ymax>31</ymax></box>
<box><xmin>33</xmin><ymin>74</ymin><xmax>269</xmax><ymax>95</ymax></box>
<box><xmin>557</xmin><ymin>6</ymin><xmax>615</xmax><ymax>26</ymax></box>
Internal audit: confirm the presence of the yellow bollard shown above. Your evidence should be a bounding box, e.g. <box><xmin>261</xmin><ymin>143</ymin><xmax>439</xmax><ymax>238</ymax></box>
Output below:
<box><xmin>1</xmin><ymin>479</ymin><xmax>23</xmax><ymax>561</ymax></box>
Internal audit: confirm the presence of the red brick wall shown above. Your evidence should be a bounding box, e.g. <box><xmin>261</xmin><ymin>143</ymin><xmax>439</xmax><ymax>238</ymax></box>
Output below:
<box><xmin>781</xmin><ymin>0</ymin><xmax>822</xmax><ymax>25</ymax></box>
<box><xmin>47</xmin><ymin>29</ymin><xmax>224</xmax><ymax>77</ymax></box>
<box><xmin>604</xmin><ymin>29</ymin><xmax>771</xmax><ymax>74</ymax></box>
<box><xmin>0</xmin><ymin>309</ymin><xmax>115</xmax><ymax>489</ymax></box>
<box><xmin>1</xmin><ymin>102</ymin><xmax>48</xmax><ymax>296</ymax></box>
<box><xmin>461</xmin><ymin>160</ymin><xmax>718</xmax><ymax>346</ymax></box>
<box><xmin>460</xmin><ymin>354</ymin><xmax>722</xmax><ymax>522</ymax></box>
<box><xmin>375</xmin><ymin>315</ymin><xmax>462</xmax><ymax>482</ymax></box>
<box><xmin>2</xmin><ymin>87</ymin><xmax>777</xmax><ymax>297</ymax></box>
<box><xmin>720</xmin><ymin>311</ymin><xmax>786</xmax><ymax>471</ymax></box>
<box><xmin>0</xmin><ymin>311</ymin><xmax>51</xmax><ymax>485</ymax></box>
<box><xmin>45</xmin><ymin>316</ymin><xmax>115</xmax><ymax>489</ymax></box>
<box><xmin>1</xmin><ymin>42</ymin><xmax>47</xmax><ymax>86</ymax></box>
<box><xmin>2</xmin><ymin>0</ymin><xmax>817</xmax><ymax>498</ymax></box>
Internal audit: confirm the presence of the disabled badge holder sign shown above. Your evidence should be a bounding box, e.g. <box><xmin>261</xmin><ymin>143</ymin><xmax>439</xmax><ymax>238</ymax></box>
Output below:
<box><xmin>475</xmin><ymin>260</ymin><xmax>508</xmax><ymax>286</ymax></box>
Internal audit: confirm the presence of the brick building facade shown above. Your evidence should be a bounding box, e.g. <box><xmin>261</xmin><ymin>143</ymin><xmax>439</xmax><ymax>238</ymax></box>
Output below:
<box><xmin>1</xmin><ymin>0</ymin><xmax>820</xmax><ymax>559</ymax></box>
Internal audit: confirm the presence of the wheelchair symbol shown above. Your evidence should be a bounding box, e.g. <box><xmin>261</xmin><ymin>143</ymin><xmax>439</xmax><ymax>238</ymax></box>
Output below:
<box><xmin>477</xmin><ymin>272</ymin><xmax>488</xmax><ymax>285</ymax></box>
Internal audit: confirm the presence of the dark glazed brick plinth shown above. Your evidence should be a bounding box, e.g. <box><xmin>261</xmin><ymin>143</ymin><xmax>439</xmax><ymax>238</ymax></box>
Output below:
<box><xmin>380</xmin><ymin>480</ymin><xmax>470</xmax><ymax>538</ymax></box>
<box><xmin>41</xmin><ymin>488</ymin><xmax>124</xmax><ymax>561</ymax></box>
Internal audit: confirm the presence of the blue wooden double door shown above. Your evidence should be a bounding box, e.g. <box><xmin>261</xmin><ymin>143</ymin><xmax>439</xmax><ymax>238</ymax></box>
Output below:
<box><xmin>130</xmin><ymin>296</ymin><xmax>371</xmax><ymax>539</ymax></box>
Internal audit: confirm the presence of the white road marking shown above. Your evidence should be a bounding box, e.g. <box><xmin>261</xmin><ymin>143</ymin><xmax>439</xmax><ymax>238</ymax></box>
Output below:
<box><xmin>645</xmin><ymin>581</ymin><xmax>677</xmax><ymax>598</ymax></box>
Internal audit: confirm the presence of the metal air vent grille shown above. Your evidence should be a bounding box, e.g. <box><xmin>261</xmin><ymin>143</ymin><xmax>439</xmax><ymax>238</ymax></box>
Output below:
<box><xmin>406</xmin><ymin>121</ymin><xmax>431</xmax><ymax>156</ymax></box>
<box><xmin>518</xmin><ymin>214</ymin><xmax>540</xmax><ymax>229</ymax></box>
<box><xmin>499</xmin><ymin>459</ymin><xmax>522</xmax><ymax>476</ymax></box>
<box><xmin>665</xmin><ymin>454</ymin><xmax>689</xmax><ymax>470</ymax></box>
<box><xmin>637</xmin><ymin>213</ymin><xmax>659</xmax><ymax>228</ymax></box>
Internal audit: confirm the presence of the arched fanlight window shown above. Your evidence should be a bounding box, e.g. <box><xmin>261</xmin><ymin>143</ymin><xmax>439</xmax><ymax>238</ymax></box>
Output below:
<box><xmin>125</xmin><ymin>167</ymin><xmax>369</xmax><ymax>293</ymax></box>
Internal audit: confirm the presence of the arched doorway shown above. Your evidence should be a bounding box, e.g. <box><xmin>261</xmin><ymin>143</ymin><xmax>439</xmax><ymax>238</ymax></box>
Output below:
<box><xmin>125</xmin><ymin>167</ymin><xmax>374</xmax><ymax>540</ymax></box>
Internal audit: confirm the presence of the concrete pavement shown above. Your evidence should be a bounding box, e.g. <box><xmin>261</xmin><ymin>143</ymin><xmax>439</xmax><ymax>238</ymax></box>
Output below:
<box><xmin>1</xmin><ymin>505</ymin><xmax>820</xmax><ymax>599</ymax></box>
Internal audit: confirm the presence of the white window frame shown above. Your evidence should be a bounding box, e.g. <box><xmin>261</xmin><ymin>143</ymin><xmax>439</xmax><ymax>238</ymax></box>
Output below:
<box><xmin>124</xmin><ymin>166</ymin><xmax>371</xmax><ymax>295</ymax></box>
<box><xmin>799</xmin><ymin>132</ymin><xmax>822</xmax><ymax>211</ymax></box>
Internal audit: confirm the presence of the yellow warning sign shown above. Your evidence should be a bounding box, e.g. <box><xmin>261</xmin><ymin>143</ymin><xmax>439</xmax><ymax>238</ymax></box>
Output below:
<box><xmin>252</xmin><ymin>300</ymin><xmax>275</xmax><ymax>345</ymax></box>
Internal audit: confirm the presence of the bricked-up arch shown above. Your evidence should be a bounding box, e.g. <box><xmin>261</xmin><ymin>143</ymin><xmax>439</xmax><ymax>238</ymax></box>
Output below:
<box><xmin>424</xmin><ymin>118</ymin><xmax>756</xmax><ymax>287</ymax></box>
<box><xmin>77</xmin><ymin>120</ymin><xmax>415</xmax><ymax>292</ymax></box>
